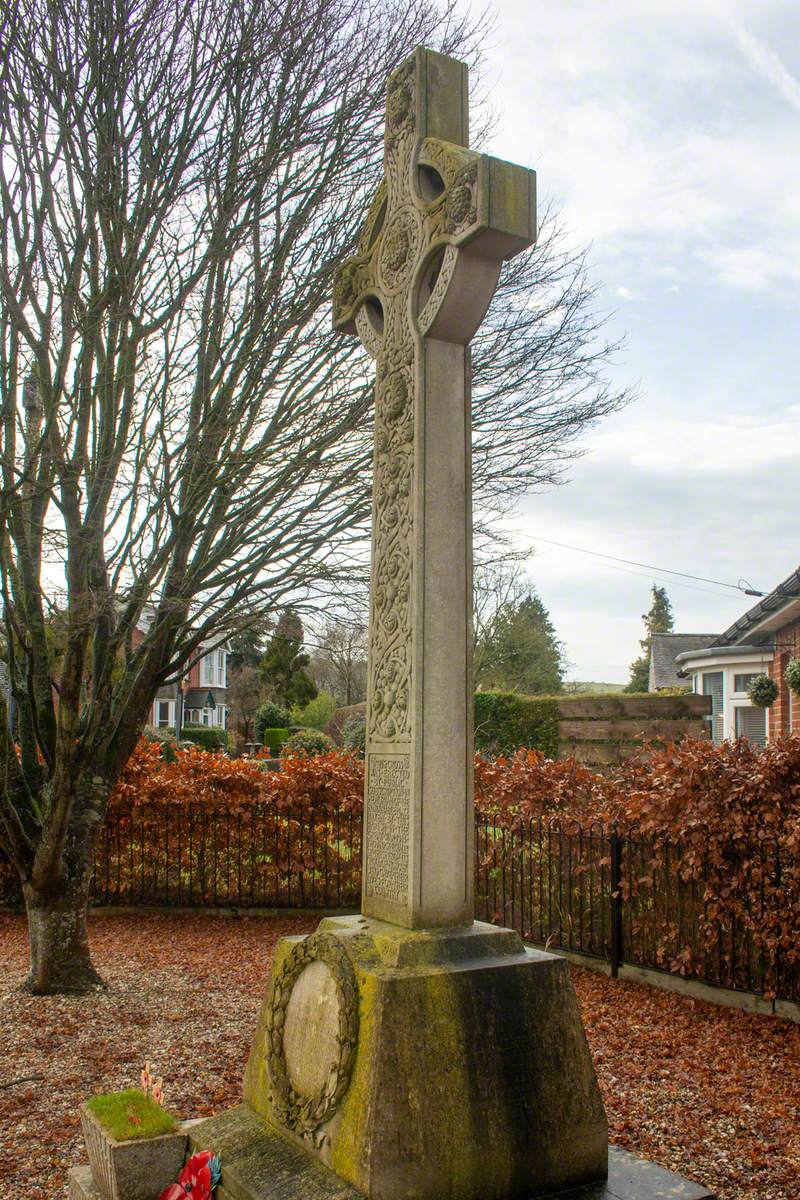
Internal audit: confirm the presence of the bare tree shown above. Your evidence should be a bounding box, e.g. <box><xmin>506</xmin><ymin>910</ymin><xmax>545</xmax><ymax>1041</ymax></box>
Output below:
<box><xmin>309</xmin><ymin>616</ymin><xmax>369</xmax><ymax>706</ymax></box>
<box><xmin>227</xmin><ymin>665</ymin><xmax>264</xmax><ymax>746</ymax></box>
<box><xmin>0</xmin><ymin>0</ymin><xmax>630</xmax><ymax>992</ymax></box>
<box><xmin>0</xmin><ymin>0</ymin><xmax>479</xmax><ymax>992</ymax></box>
<box><xmin>471</xmin><ymin>202</ymin><xmax>630</xmax><ymax>536</ymax></box>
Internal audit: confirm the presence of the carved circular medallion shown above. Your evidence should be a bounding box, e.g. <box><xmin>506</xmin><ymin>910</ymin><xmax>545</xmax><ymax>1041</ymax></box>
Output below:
<box><xmin>379</xmin><ymin>209</ymin><xmax>420</xmax><ymax>294</ymax></box>
<box><xmin>265</xmin><ymin>933</ymin><xmax>359</xmax><ymax>1144</ymax></box>
<box><xmin>383</xmin><ymin>370</ymin><xmax>409</xmax><ymax>421</ymax></box>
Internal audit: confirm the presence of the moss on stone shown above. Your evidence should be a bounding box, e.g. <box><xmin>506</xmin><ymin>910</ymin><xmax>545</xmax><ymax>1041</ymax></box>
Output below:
<box><xmin>86</xmin><ymin>1089</ymin><xmax>177</xmax><ymax>1142</ymax></box>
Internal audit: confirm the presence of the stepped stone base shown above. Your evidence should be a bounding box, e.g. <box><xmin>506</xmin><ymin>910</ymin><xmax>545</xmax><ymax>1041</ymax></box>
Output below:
<box><xmin>68</xmin><ymin>1114</ymin><xmax>715</xmax><ymax>1200</ymax></box>
<box><xmin>243</xmin><ymin>916</ymin><xmax>608</xmax><ymax>1199</ymax></box>
<box><xmin>67</xmin><ymin>915</ymin><xmax>714</xmax><ymax>1200</ymax></box>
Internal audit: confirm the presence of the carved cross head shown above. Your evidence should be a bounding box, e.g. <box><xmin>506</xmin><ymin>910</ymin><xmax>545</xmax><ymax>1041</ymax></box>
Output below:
<box><xmin>332</xmin><ymin>46</ymin><xmax>537</xmax><ymax>356</ymax></box>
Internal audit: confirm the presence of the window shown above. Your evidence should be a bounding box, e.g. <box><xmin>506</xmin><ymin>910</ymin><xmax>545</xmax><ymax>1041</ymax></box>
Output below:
<box><xmin>733</xmin><ymin>673</ymin><xmax>758</xmax><ymax>693</ymax></box>
<box><xmin>200</xmin><ymin>654</ymin><xmax>213</xmax><ymax>686</ymax></box>
<box><xmin>156</xmin><ymin>700</ymin><xmax>173</xmax><ymax>729</ymax></box>
<box><xmin>735</xmin><ymin>705</ymin><xmax>766</xmax><ymax>747</ymax></box>
<box><xmin>702</xmin><ymin>672</ymin><xmax>724</xmax><ymax>744</ymax></box>
<box><xmin>217</xmin><ymin>650</ymin><xmax>226</xmax><ymax>687</ymax></box>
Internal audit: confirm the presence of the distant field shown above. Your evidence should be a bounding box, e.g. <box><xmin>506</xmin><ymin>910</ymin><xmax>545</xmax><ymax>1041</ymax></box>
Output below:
<box><xmin>562</xmin><ymin>681</ymin><xmax>627</xmax><ymax>695</ymax></box>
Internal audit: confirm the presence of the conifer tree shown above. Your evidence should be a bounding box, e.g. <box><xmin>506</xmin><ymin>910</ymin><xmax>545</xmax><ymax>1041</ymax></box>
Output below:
<box><xmin>625</xmin><ymin>586</ymin><xmax>675</xmax><ymax>692</ymax></box>
<box><xmin>475</xmin><ymin>588</ymin><xmax>565</xmax><ymax>695</ymax></box>
<box><xmin>260</xmin><ymin>611</ymin><xmax>318</xmax><ymax>709</ymax></box>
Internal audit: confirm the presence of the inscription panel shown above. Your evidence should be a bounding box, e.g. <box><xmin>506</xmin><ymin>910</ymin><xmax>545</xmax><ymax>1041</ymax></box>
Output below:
<box><xmin>364</xmin><ymin>754</ymin><xmax>410</xmax><ymax>904</ymax></box>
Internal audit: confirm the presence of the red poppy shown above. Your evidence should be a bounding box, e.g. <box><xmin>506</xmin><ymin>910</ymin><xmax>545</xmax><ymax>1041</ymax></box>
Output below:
<box><xmin>159</xmin><ymin>1150</ymin><xmax>221</xmax><ymax>1200</ymax></box>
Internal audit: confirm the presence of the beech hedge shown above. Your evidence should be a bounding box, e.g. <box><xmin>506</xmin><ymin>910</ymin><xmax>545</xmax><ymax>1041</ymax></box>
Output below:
<box><xmin>2</xmin><ymin>737</ymin><xmax>796</xmax><ymax>989</ymax></box>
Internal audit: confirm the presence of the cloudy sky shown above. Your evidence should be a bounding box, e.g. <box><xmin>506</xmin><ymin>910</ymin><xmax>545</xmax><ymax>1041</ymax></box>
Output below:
<box><xmin>468</xmin><ymin>0</ymin><xmax>800</xmax><ymax>681</ymax></box>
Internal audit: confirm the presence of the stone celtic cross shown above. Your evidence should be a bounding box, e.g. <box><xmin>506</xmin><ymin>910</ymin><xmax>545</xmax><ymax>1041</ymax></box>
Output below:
<box><xmin>333</xmin><ymin>47</ymin><xmax>536</xmax><ymax>928</ymax></box>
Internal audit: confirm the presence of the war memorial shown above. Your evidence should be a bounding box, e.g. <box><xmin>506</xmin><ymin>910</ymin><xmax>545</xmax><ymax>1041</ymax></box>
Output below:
<box><xmin>70</xmin><ymin>46</ymin><xmax>715</xmax><ymax>1200</ymax></box>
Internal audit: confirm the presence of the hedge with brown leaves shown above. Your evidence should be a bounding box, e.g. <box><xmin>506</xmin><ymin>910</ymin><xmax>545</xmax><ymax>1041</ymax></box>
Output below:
<box><xmin>474</xmin><ymin>736</ymin><xmax>800</xmax><ymax>987</ymax></box>
<box><xmin>2</xmin><ymin>738</ymin><xmax>798</xmax><ymax>993</ymax></box>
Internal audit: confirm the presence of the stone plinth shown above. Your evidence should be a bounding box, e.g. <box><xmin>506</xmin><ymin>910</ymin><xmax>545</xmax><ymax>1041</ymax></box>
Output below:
<box><xmin>69</xmin><ymin>1139</ymin><xmax>716</xmax><ymax>1200</ymax></box>
<box><xmin>242</xmin><ymin>915</ymin><xmax>607</xmax><ymax>1200</ymax></box>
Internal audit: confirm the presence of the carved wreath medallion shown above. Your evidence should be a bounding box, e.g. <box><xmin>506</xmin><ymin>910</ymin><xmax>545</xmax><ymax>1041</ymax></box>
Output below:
<box><xmin>265</xmin><ymin>933</ymin><xmax>359</xmax><ymax>1145</ymax></box>
<box><xmin>379</xmin><ymin>208</ymin><xmax>419</xmax><ymax>294</ymax></box>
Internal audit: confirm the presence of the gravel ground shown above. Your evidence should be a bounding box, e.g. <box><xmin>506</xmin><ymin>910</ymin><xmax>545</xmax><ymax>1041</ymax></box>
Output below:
<box><xmin>0</xmin><ymin>911</ymin><xmax>797</xmax><ymax>1199</ymax></box>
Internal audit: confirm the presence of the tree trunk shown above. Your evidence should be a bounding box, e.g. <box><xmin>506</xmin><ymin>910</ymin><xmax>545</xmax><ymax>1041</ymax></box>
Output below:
<box><xmin>22</xmin><ymin>876</ymin><xmax>105</xmax><ymax>994</ymax></box>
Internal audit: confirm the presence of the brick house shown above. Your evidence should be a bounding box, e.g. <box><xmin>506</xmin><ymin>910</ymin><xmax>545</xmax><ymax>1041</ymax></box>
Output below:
<box><xmin>674</xmin><ymin>565</ymin><xmax>800</xmax><ymax>745</ymax></box>
<box><xmin>150</xmin><ymin>642</ymin><xmax>229</xmax><ymax>731</ymax></box>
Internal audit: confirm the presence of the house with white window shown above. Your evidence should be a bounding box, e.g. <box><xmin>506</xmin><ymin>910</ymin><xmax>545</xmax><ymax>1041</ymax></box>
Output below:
<box><xmin>151</xmin><ymin>643</ymin><xmax>229</xmax><ymax>731</ymax></box>
<box><xmin>670</xmin><ymin>565</ymin><xmax>800</xmax><ymax>748</ymax></box>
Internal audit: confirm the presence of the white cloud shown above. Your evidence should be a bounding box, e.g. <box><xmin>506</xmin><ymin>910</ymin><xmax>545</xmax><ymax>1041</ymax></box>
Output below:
<box><xmin>587</xmin><ymin>406</ymin><xmax>800</xmax><ymax>474</ymax></box>
<box><xmin>479</xmin><ymin>0</ymin><xmax>800</xmax><ymax>293</ymax></box>
<box><xmin>728</xmin><ymin>20</ymin><xmax>800</xmax><ymax>111</ymax></box>
<box><xmin>466</xmin><ymin>1</ymin><xmax>800</xmax><ymax>681</ymax></box>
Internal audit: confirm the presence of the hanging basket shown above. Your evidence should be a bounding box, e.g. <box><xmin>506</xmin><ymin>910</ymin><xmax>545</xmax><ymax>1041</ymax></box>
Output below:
<box><xmin>747</xmin><ymin>674</ymin><xmax>779</xmax><ymax>709</ymax></box>
<box><xmin>784</xmin><ymin>657</ymin><xmax>800</xmax><ymax>697</ymax></box>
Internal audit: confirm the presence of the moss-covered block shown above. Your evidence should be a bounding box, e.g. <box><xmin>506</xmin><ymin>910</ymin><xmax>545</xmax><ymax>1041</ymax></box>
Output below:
<box><xmin>79</xmin><ymin>1099</ymin><xmax>186</xmax><ymax>1200</ymax></box>
<box><xmin>243</xmin><ymin>915</ymin><xmax>607</xmax><ymax>1200</ymax></box>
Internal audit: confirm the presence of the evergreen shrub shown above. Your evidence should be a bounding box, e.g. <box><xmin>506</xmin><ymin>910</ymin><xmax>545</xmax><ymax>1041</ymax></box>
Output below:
<box><xmin>282</xmin><ymin>728</ymin><xmax>335</xmax><ymax>756</ymax></box>
<box><xmin>474</xmin><ymin>691</ymin><xmax>560</xmax><ymax>758</ymax></box>
<box><xmin>291</xmin><ymin>691</ymin><xmax>338</xmax><ymax>731</ymax></box>
<box><xmin>181</xmin><ymin>725</ymin><xmax>228</xmax><ymax>751</ymax></box>
<box><xmin>262</xmin><ymin>726</ymin><xmax>290</xmax><ymax>754</ymax></box>
<box><xmin>255</xmin><ymin>702</ymin><xmax>291</xmax><ymax>741</ymax></box>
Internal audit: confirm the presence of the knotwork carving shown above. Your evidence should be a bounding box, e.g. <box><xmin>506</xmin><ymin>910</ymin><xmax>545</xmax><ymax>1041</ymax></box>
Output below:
<box><xmin>379</xmin><ymin>209</ymin><xmax>420</xmax><ymax>293</ymax></box>
<box><xmin>444</xmin><ymin>161</ymin><xmax>478</xmax><ymax>233</ymax></box>
<box><xmin>265</xmin><ymin>933</ymin><xmax>360</xmax><ymax>1146</ymax></box>
<box><xmin>386</xmin><ymin>60</ymin><xmax>415</xmax><ymax>140</ymax></box>
<box><xmin>331</xmin><ymin>46</ymin><xmax>535</xmax><ymax>918</ymax></box>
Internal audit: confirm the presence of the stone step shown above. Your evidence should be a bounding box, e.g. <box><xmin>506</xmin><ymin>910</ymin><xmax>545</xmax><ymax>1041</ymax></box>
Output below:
<box><xmin>188</xmin><ymin>1107</ymin><xmax>359</xmax><ymax>1200</ymax></box>
<box><xmin>554</xmin><ymin>1146</ymin><xmax>715</xmax><ymax>1199</ymax></box>
<box><xmin>68</xmin><ymin>1110</ymin><xmax>715</xmax><ymax>1200</ymax></box>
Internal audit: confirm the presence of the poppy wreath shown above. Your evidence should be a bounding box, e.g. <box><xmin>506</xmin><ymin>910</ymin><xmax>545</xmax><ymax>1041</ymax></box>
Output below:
<box><xmin>160</xmin><ymin>1150</ymin><xmax>221</xmax><ymax>1200</ymax></box>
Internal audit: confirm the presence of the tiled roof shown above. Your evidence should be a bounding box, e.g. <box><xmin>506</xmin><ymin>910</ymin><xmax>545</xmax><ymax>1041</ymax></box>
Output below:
<box><xmin>649</xmin><ymin>633</ymin><xmax>720</xmax><ymax>690</ymax></box>
<box><xmin>712</xmin><ymin>566</ymin><xmax>800</xmax><ymax>647</ymax></box>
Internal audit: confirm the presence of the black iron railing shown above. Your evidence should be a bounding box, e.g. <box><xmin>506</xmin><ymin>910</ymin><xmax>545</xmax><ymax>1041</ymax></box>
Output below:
<box><xmin>474</xmin><ymin>817</ymin><xmax>797</xmax><ymax>1003</ymax></box>
<box><xmin>91</xmin><ymin>803</ymin><xmax>362</xmax><ymax>910</ymax></box>
<box><xmin>1</xmin><ymin>806</ymin><xmax>796</xmax><ymax>1003</ymax></box>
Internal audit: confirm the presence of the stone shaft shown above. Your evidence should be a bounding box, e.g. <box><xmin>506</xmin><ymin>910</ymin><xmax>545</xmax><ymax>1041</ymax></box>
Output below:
<box><xmin>333</xmin><ymin>47</ymin><xmax>536</xmax><ymax>928</ymax></box>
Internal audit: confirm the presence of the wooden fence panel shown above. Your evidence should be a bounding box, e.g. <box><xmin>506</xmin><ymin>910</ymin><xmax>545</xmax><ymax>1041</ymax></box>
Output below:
<box><xmin>558</xmin><ymin>717</ymin><xmax>709</xmax><ymax>742</ymax></box>
<box><xmin>556</xmin><ymin>694</ymin><xmax>711</xmax><ymax>720</ymax></box>
<box><xmin>556</xmin><ymin>693</ymin><xmax>712</xmax><ymax>766</ymax></box>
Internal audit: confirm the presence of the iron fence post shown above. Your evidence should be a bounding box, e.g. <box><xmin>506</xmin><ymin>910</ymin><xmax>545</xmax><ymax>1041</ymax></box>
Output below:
<box><xmin>610</xmin><ymin>827</ymin><xmax>623</xmax><ymax>978</ymax></box>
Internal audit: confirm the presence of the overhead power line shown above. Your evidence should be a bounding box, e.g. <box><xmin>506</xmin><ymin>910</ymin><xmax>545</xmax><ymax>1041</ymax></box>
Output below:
<box><xmin>522</xmin><ymin>535</ymin><xmax>764</xmax><ymax>596</ymax></box>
